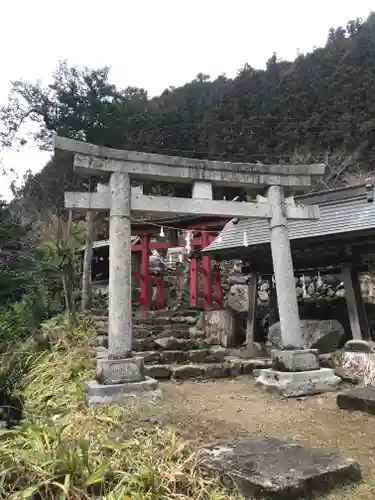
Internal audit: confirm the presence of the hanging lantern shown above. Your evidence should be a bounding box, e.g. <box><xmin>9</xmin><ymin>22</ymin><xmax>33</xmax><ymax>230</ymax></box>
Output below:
<box><xmin>243</xmin><ymin>231</ymin><xmax>248</xmax><ymax>247</ymax></box>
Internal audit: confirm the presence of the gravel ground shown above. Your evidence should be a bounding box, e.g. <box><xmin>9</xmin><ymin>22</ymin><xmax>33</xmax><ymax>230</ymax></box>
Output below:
<box><xmin>140</xmin><ymin>377</ymin><xmax>375</xmax><ymax>499</ymax></box>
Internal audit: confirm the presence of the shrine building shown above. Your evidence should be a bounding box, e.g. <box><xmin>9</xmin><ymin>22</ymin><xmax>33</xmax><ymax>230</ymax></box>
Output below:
<box><xmin>203</xmin><ymin>182</ymin><xmax>375</xmax><ymax>342</ymax></box>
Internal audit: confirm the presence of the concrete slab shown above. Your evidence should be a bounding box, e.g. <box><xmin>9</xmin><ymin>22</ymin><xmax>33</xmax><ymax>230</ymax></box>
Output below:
<box><xmin>84</xmin><ymin>377</ymin><xmax>160</xmax><ymax>407</ymax></box>
<box><xmin>256</xmin><ymin>368</ymin><xmax>341</xmax><ymax>397</ymax></box>
<box><xmin>271</xmin><ymin>349</ymin><xmax>319</xmax><ymax>372</ymax></box>
<box><xmin>337</xmin><ymin>386</ymin><xmax>375</xmax><ymax>415</ymax></box>
<box><xmin>199</xmin><ymin>437</ymin><xmax>361</xmax><ymax>500</ymax></box>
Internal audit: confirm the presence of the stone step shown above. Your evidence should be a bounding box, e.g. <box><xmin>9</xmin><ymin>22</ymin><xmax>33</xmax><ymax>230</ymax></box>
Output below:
<box><xmin>141</xmin><ymin>347</ymin><xmax>228</xmax><ymax>365</ymax></box>
<box><xmin>133</xmin><ymin>337</ymin><xmax>208</xmax><ymax>352</ymax></box>
<box><xmin>134</xmin><ymin>317</ymin><xmax>198</xmax><ymax>326</ymax></box>
<box><xmin>92</xmin><ymin>346</ymin><xmax>272</xmax><ymax>381</ymax></box>
<box><xmin>90</xmin><ymin>335</ymin><xmax>108</xmax><ymax>348</ymax></box>
<box><xmin>91</xmin><ymin>309</ymin><xmax>108</xmax><ymax>317</ymax></box>
<box><xmin>93</xmin><ymin>321</ymin><xmax>193</xmax><ymax>332</ymax></box>
<box><xmin>93</xmin><ymin>317</ymin><xmax>109</xmax><ymax>325</ymax></box>
<box><xmin>134</xmin><ymin>323</ymin><xmax>193</xmax><ymax>332</ymax></box>
<box><xmin>90</xmin><ymin>332</ymin><xmax>202</xmax><ymax>349</ymax></box>
<box><xmin>134</xmin><ymin>308</ymin><xmax>201</xmax><ymax>320</ymax></box>
<box><xmin>92</xmin><ymin>325</ymin><xmax>193</xmax><ymax>339</ymax></box>
<box><xmin>133</xmin><ymin>328</ymin><xmax>191</xmax><ymax>340</ymax></box>
<box><xmin>145</xmin><ymin>358</ymin><xmax>273</xmax><ymax>380</ymax></box>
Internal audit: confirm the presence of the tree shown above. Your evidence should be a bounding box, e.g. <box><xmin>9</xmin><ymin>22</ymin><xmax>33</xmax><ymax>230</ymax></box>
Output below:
<box><xmin>0</xmin><ymin>61</ymin><xmax>148</xmax><ymax>214</ymax></box>
<box><xmin>39</xmin><ymin>212</ymin><xmax>85</xmax><ymax>326</ymax></box>
<box><xmin>2</xmin><ymin>13</ymin><xmax>375</xmax><ymax>219</ymax></box>
<box><xmin>0</xmin><ymin>200</ymin><xmax>36</xmax><ymax>306</ymax></box>
<box><xmin>81</xmin><ymin>212</ymin><xmax>95</xmax><ymax>311</ymax></box>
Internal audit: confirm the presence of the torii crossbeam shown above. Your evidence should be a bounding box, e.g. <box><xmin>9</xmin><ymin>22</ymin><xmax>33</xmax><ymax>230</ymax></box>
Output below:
<box><xmin>56</xmin><ymin>136</ymin><xmax>326</xmax><ymax>404</ymax></box>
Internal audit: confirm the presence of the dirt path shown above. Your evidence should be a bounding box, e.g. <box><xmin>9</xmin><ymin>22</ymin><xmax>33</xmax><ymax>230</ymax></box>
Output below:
<box><xmin>149</xmin><ymin>378</ymin><xmax>375</xmax><ymax>499</ymax></box>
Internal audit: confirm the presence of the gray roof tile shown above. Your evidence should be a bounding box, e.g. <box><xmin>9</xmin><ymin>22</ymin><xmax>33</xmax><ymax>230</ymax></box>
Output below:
<box><xmin>204</xmin><ymin>184</ymin><xmax>375</xmax><ymax>253</ymax></box>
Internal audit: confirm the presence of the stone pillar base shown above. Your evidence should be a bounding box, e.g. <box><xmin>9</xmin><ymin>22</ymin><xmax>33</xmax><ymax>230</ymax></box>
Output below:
<box><xmin>255</xmin><ymin>367</ymin><xmax>341</xmax><ymax>397</ymax></box>
<box><xmin>271</xmin><ymin>348</ymin><xmax>320</xmax><ymax>371</ymax></box>
<box><xmin>87</xmin><ymin>355</ymin><xmax>161</xmax><ymax>407</ymax></box>
<box><xmin>96</xmin><ymin>356</ymin><xmax>146</xmax><ymax>385</ymax></box>
<box><xmin>255</xmin><ymin>348</ymin><xmax>341</xmax><ymax>397</ymax></box>
<box><xmin>85</xmin><ymin>377</ymin><xmax>161</xmax><ymax>407</ymax></box>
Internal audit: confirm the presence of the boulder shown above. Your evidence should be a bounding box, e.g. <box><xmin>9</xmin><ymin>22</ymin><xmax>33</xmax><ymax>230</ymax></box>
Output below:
<box><xmin>258</xmin><ymin>290</ymin><xmax>269</xmax><ymax>302</ymax></box>
<box><xmin>307</xmin><ymin>283</ymin><xmax>315</xmax><ymax>295</ymax></box>
<box><xmin>227</xmin><ymin>284</ymin><xmax>248</xmax><ymax>313</ymax></box>
<box><xmin>268</xmin><ymin>319</ymin><xmax>345</xmax><ymax>353</ymax></box>
<box><xmin>228</xmin><ymin>275</ymin><xmax>249</xmax><ymax>285</ymax></box>
<box><xmin>200</xmin><ymin>309</ymin><xmax>241</xmax><ymax>348</ymax></box>
<box><xmin>154</xmin><ymin>336</ymin><xmax>187</xmax><ymax>350</ymax></box>
<box><xmin>332</xmin><ymin>350</ymin><xmax>375</xmax><ymax>385</ymax></box>
<box><xmin>333</xmin><ymin>367</ymin><xmax>361</xmax><ymax>384</ymax></box>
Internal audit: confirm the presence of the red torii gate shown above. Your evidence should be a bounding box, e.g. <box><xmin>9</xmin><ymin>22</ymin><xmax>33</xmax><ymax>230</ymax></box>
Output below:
<box><xmin>131</xmin><ymin>217</ymin><xmax>229</xmax><ymax>311</ymax></box>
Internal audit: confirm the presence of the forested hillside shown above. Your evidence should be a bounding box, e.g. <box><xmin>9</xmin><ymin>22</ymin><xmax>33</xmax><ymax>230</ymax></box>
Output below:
<box><xmin>1</xmin><ymin>13</ymin><xmax>375</xmax><ymax>215</ymax></box>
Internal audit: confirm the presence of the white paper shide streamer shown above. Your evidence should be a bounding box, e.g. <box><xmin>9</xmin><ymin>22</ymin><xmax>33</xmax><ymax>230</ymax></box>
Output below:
<box><xmin>243</xmin><ymin>231</ymin><xmax>248</xmax><ymax>247</ymax></box>
<box><xmin>185</xmin><ymin>230</ymin><xmax>192</xmax><ymax>253</ymax></box>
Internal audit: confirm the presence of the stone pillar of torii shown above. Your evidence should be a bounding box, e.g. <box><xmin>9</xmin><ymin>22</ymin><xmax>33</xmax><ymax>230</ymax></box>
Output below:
<box><xmin>56</xmin><ymin>136</ymin><xmax>340</xmax><ymax>404</ymax></box>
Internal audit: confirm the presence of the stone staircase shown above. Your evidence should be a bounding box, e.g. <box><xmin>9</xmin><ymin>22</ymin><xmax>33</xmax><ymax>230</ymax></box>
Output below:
<box><xmin>89</xmin><ymin>308</ymin><xmax>271</xmax><ymax>380</ymax></box>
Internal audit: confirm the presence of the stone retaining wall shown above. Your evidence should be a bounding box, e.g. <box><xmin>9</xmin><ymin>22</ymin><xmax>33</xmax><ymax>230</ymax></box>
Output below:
<box><xmin>87</xmin><ymin>256</ymin><xmax>375</xmax><ymax>317</ymax></box>
<box><xmin>225</xmin><ymin>270</ymin><xmax>375</xmax><ymax>313</ymax></box>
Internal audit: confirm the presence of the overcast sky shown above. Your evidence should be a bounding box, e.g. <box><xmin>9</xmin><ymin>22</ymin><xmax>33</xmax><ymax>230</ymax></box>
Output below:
<box><xmin>1</xmin><ymin>0</ymin><xmax>374</xmax><ymax>200</ymax></box>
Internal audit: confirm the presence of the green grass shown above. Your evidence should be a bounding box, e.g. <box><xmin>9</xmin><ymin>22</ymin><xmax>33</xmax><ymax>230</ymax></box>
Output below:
<box><xmin>0</xmin><ymin>314</ymin><xmax>242</xmax><ymax>500</ymax></box>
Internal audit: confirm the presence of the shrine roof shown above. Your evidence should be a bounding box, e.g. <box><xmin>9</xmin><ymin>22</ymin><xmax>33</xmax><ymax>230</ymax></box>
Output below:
<box><xmin>203</xmin><ymin>183</ymin><xmax>375</xmax><ymax>258</ymax></box>
<box><xmin>78</xmin><ymin>236</ymin><xmax>140</xmax><ymax>253</ymax></box>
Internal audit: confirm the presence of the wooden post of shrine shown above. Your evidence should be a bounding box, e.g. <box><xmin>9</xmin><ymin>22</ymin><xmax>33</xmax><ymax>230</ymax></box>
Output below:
<box><xmin>341</xmin><ymin>262</ymin><xmax>371</xmax><ymax>341</ymax></box>
<box><xmin>213</xmin><ymin>263</ymin><xmax>223</xmax><ymax>307</ymax></box>
<box><xmin>140</xmin><ymin>233</ymin><xmax>150</xmax><ymax>311</ymax></box>
<box><xmin>246</xmin><ymin>271</ymin><xmax>258</xmax><ymax>345</ymax></box>
<box><xmin>192</xmin><ymin>182</ymin><xmax>214</xmax><ymax>310</ymax></box>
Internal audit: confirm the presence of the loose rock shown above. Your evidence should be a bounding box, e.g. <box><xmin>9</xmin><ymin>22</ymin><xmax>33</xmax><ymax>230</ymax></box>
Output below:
<box><xmin>268</xmin><ymin>319</ymin><xmax>345</xmax><ymax>353</ymax></box>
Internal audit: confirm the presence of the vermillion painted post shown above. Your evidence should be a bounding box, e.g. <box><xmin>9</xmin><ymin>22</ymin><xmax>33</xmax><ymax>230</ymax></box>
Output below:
<box><xmin>190</xmin><ymin>257</ymin><xmax>198</xmax><ymax>307</ymax></box>
<box><xmin>201</xmin><ymin>229</ymin><xmax>213</xmax><ymax>309</ymax></box>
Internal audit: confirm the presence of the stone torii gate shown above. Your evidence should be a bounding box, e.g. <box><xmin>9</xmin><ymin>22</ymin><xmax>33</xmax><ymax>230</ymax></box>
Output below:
<box><xmin>56</xmin><ymin>136</ymin><xmax>332</xmax><ymax>404</ymax></box>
